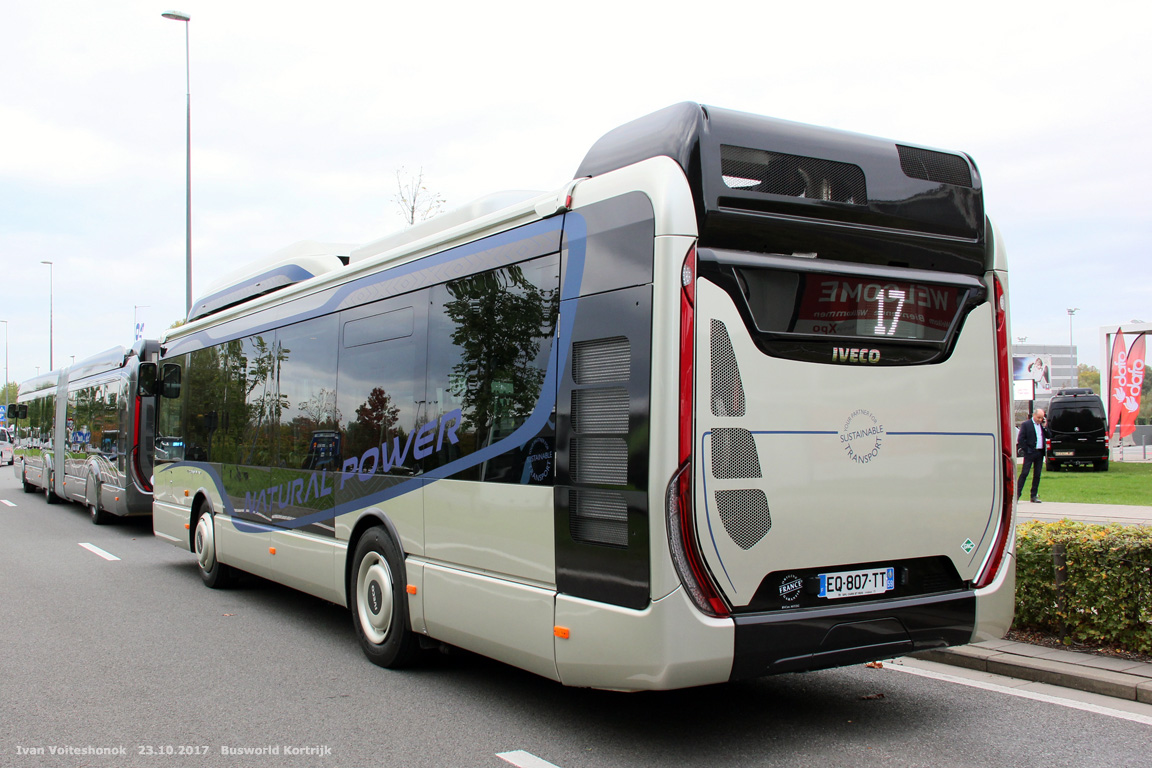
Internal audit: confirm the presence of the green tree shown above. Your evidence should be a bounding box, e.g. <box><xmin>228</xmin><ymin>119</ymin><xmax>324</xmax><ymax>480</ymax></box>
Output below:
<box><xmin>1139</xmin><ymin>356</ymin><xmax>1152</xmax><ymax>426</ymax></box>
<box><xmin>1077</xmin><ymin>364</ymin><xmax>1100</xmax><ymax>393</ymax></box>
<box><xmin>243</xmin><ymin>337</ymin><xmax>289</xmax><ymax>465</ymax></box>
<box><xmin>2</xmin><ymin>381</ymin><xmax>17</xmax><ymax>408</ymax></box>
<box><xmin>442</xmin><ymin>266</ymin><xmax>558</xmax><ymax>441</ymax></box>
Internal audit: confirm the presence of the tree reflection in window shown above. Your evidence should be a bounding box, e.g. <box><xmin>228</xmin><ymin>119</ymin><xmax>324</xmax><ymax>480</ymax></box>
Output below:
<box><xmin>336</xmin><ymin>300</ymin><xmax>423</xmax><ymax>478</ymax></box>
<box><xmin>430</xmin><ymin>256</ymin><xmax>559</xmax><ymax>481</ymax></box>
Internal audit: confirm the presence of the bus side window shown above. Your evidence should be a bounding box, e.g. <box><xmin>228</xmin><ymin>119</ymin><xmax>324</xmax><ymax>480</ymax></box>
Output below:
<box><xmin>425</xmin><ymin>256</ymin><xmax>559</xmax><ymax>482</ymax></box>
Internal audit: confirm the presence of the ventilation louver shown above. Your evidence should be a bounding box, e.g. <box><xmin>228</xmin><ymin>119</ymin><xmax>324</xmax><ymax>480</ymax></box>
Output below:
<box><xmin>896</xmin><ymin>145</ymin><xmax>973</xmax><ymax>188</ymax></box>
<box><xmin>715</xmin><ymin>488</ymin><xmax>772</xmax><ymax>550</ymax></box>
<box><xmin>721</xmin><ymin>145</ymin><xmax>867</xmax><ymax>205</ymax></box>
<box><xmin>570</xmin><ymin>336</ymin><xmax>631</xmax><ymax>547</ymax></box>
<box><xmin>711</xmin><ymin>320</ymin><xmax>745</xmax><ymax>417</ymax></box>
<box><xmin>569</xmin><ymin>490</ymin><xmax>628</xmax><ymax>548</ymax></box>
<box><xmin>711</xmin><ymin>428</ymin><xmax>762</xmax><ymax>479</ymax></box>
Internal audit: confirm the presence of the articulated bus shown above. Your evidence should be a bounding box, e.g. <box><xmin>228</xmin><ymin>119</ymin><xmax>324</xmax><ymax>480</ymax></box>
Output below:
<box><xmin>151</xmin><ymin>103</ymin><xmax>1015</xmax><ymax>690</ymax></box>
<box><xmin>12</xmin><ymin>341</ymin><xmax>159</xmax><ymax>524</ymax></box>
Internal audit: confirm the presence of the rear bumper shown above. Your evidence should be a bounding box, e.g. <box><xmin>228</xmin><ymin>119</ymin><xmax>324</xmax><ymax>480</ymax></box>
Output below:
<box><xmin>1046</xmin><ymin>447</ymin><xmax>1107</xmax><ymax>463</ymax></box>
<box><xmin>730</xmin><ymin>591</ymin><xmax>975</xmax><ymax>679</ymax></box>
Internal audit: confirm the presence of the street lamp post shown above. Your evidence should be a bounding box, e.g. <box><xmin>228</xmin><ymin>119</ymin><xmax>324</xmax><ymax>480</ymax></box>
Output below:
<box><xmin>1</xmin><ymin>320</ymin><xmax>8</xmax><ymax>423</ymax></box>
<box><xmin>162</xmin><ymin>10</ymin><xmax>192</xmax><ymax>316</ymax></box>
<box><xmin>41</xmin><ymin>260</ymin><xmax>53</xmax><ymax>370</ymax></box>
<box><xmin>1067</xmin><ymin>307</ymin><xmax>1080</xmax><ymax>388</ymax></box>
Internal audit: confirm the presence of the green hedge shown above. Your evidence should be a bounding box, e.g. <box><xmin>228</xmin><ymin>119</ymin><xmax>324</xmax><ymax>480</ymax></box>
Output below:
<box><xmin>1015</xmin><ymin>521</ymin><xmax>1152</xmax><ymax>652</ymax></box>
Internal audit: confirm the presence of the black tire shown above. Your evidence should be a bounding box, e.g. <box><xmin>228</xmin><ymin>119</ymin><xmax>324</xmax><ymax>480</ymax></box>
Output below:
<box><xmin>1045</xmin><ymin>460</ymin><xmax>1057</xmax><ymax>472</ymax></box>
<box><xmin>44</xmin><ymin>474</ymin><xmax>59</xmax><ymax>504</ymax></box>
<box><xmin>21</xmin><ymin>465</ymin><xmax>35</xmax><ymax>493</ymax></box>
<box><xmin>87</xmin><ymin>478</ymin><xmax>110</xmax><ymax>525</ymax></box>
<box><xmin>1095</xmin><ymin>459</ymin><xmax>1109</xmax><ymax>472</ymax></box>
<box><xmin>350</xmin><ymin>528</ymin><xmax>420</xmax><ymax>669</ymax></box>
<box><xmin>89</xmin><ymin>501</ymin><xmax>110</xmax><ymax>526</ymax></box>
<box><xmin>193</xmin><ymin>507</ymin><xmax>236</xmax><ymax>589</ymax></box>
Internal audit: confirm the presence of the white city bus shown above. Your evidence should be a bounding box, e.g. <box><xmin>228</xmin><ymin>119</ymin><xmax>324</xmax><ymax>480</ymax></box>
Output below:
<box><xmin>12</xmin><ymin>341</ymin><xmax>159</xmax><ymax>524</ymax></box>
<box><xmin>151</xmin><ymin>103</ymin><xmax>1015</xmax><ymax>691</ymax></box>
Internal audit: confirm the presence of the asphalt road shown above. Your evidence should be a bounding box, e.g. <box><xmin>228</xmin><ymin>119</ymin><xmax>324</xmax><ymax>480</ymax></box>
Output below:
<box><xmin>1</xmin><ymin>467</ymin><xmax>1149</xmax><ymax>768</ymax></box>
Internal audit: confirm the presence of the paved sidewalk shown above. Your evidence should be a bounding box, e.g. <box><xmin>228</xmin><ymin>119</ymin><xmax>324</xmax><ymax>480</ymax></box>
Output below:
<box><xmin>1017</xmin><ymin>500</ymin><xmax>1152</xmax><ymax>527</ymax></box>
<box><xmin>912</xmin><ymin>639</ymin><xmax>1152</xmax><ymax>704</ymax></box>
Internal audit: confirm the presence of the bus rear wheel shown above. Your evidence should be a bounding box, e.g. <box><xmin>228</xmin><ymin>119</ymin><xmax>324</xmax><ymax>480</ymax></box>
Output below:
<box><xmin>351</xmin><ymin>528</ymin><xmax>419</xmax><ymax>669</ymax></box>
<box><xmin>194</xmin><ymin>508</ymin><xmax>236</xmax><ymax>589</ymax></box>
<box><xmin>21</xmin><ymin>465</ymin><xmax>35</xmax><ymax>494</ymax></box>
<box><xmin>88</xmin><ymin>479</ymin><xmax>109</xmax><ymax>525</ymax></box>
<box><xmin>89</xmin><ymin>501</ymin><xmax>110</xmax><ymax>526</ymax></box>
<box><xmin>44</xmin><ymin>475</ymin><xmax>59</xmax><ymax>504</ymax></box>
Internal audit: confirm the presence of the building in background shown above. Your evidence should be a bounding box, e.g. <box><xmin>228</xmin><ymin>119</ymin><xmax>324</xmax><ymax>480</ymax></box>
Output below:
<box><xmin>1013</xmin><ymin>343</ymin><xmax>1077</xmax><ymax>422</ymax></box>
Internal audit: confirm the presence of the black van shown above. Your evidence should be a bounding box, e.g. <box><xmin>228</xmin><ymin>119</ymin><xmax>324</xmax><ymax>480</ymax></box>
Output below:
<box><xmin>1045</xmin><ymin>388</ymin><xmax>1109</xmax><ymax>471</ymax></box>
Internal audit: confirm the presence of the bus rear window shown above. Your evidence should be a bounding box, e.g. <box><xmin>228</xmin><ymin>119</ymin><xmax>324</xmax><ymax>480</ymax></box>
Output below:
<box><xmin>737</xmin><ymin>269</ymin><xmax>971</xmax><ymax>343</ymax></box>
<box><xmin>1049</xmin><ymin>405</ymin><xmax>1106</xmax><ymax>432</ymax></box>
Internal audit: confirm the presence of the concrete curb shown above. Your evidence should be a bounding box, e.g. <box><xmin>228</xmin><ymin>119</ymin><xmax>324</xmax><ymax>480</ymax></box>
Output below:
<box><xmin>911</xmin><ymin>640</ymin><xmax>1152</xmax><ymax>704</ymax></box>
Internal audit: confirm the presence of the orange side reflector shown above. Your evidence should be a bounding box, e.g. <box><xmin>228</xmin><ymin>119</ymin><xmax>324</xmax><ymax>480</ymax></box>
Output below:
<box><xmin>115</xmin><ymin>496</ymin><xmax>120</xmax><ymax>502</ymax></box>
<box><xmin>184</xmin><ymin>490</ymin><xmax>190</xmax><ymax>497</ymax></box>
<box><xmin>184</xmin><ymin>523</ymin><xmax>190</xmax><ymax>530</ymax></box>
<box><xmin>406</xmin><ymin>585</ymin><xmax>417</xmax><ymax>595</ymax></box>
<box><xmin>554</xmin><ymin>626</ymin><xmax>570</xmax><ymax>639</ymax></box>
<box><xmin>269</xmin><ymin>547</ymin><xmax>276</xmax><ymax>555</ymax></box>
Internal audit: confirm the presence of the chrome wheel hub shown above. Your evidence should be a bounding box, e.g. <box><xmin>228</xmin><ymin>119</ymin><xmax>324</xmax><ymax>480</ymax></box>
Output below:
<box><xmin>356</xmin><ymin>552</ymin><xmax>394</xmax><ymax>645</ymax></box>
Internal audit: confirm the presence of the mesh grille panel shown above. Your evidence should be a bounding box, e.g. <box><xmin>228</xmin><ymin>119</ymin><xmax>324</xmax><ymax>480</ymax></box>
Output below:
<box><xmin>573</xmin><ymin>337</ymin><xmax>630</xmax><ymax>384</ymax></box>
<box><xmin>710</xmin><ymin>320</ymin><xmax>745</xmax><ymax>417</ymax></box>
<box><xmin>572</xmin><ymin>388</ymin><xmax>628</xmax><ymax>434</ymax></box>
<box><xmin>896</xmin><ymin>145</ymin><xmax>973</xmax><ymax>188</ymax></box>
<box><xmin>715</xmin><ymin>489</ymin><xmax>771</xmax><ymax>550</ymax></box>
<box><xmin>711</xmin><ymin>428</ymin><xmax>762</xmax><ymax>479</ymax></box>
<box><xmin>721</xmin><ymin>145</ymin><xmax>867</xmax><ymax>205</ymax></box>
<box><xmin>569</xmin><ymin>489</ymin><xmax>628</xmax><ymax>548</ymax></box>
<box><xmin>571</xmin><ymin>437</ymin><xmax>628</xmax><ymax>485</ymax></box>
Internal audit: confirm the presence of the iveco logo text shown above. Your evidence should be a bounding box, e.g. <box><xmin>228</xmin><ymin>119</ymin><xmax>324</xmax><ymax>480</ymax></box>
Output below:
<box><xmin>832</xmin><ymin>347</ymin><xmax>880</xmax><ymax>364</ymax></box>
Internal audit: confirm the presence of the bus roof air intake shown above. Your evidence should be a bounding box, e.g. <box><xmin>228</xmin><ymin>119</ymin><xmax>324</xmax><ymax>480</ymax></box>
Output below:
<box><xmin>575</xmin><ymin>102</ymin><xmax>987</xmax><ymax>263</ymax></box>
<box><xmin>721</xmin><ymin>145</ymin><xmax>867</xmax><ymax>205</ymax></box>
<box><xmin>896</xmin><ymin>145</ymin><xmax>974</xmax><ymax>188</ymax></box>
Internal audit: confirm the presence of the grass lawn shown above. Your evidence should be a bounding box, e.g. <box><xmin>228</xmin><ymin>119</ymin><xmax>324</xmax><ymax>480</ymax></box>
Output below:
<box><xmin>1028</xmin><ymin>461</ymin><xmax>1152</xmax><ymax>506</ymax></box>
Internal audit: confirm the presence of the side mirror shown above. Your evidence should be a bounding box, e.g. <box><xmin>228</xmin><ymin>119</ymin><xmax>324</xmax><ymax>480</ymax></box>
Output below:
<box><xmin>161</xmin><ymin>363</ymin><xmax>182</xmax><ymax>399</ymax></box>
<box><xmin>17</xmin><ymin>403</ymin><xmax>28</xmax><ymax>420</ymax></box>
<box><xmin>138</xmin><ymin>362</ymin><xmax>158</xmax><ymax>397</ymax></box>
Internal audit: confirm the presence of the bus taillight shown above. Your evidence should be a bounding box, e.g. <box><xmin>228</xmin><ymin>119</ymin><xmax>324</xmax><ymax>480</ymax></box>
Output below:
<box><xmin>131</xmin><ymin>394</ymin><xmax>152</xmax><ymax>493</ymax></box>
<box><xmin>975</xmin><ymin>273</ymin><xmax>1013</xmax><ymax>588</ymax></box>
<box><xmin>666</xmin><ymin>463</ymin><xmax>728</xmax><ymax>617</ymax></box>
<box><xmin>668</xmin><ymin>244</ymin><xmax>728</xmax><ymax>617</ymax></box>
<box><xmin>679</xmin><ymin>246</ymin><xmax>695</xmax><ymax>465</ymax></box>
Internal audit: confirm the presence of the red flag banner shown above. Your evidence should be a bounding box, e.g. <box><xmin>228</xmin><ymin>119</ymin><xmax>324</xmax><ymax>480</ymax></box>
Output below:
<box><xmin>1119</xmin><ymin>333</ymin><xmax>1146</xmax><ymax>439</ymax></box>
<box><xmin>1107</xmin><ymin>329</ymin><xmax>1126</xmax><ymax>439</ymax></box>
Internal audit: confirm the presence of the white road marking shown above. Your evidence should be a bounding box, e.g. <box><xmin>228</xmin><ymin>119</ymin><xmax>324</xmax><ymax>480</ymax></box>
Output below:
<box><xmin>79</xmin><ymin>543</ymin><xmax>121</xmax><ymax>561</ymax></box>
<box><xmin>887</xmin><ymin>659</ymin><xmax>1152</xmax><ymax>726</ymax></box>
<box><xmin>497</xmin><ymin>751</ymin><xmax>564</xmax><ymax>768</ymax></box>
<box><xmin>1</xmin><ymin>499</ymin><xmax>15</xmax><ymax>506</ymax></box>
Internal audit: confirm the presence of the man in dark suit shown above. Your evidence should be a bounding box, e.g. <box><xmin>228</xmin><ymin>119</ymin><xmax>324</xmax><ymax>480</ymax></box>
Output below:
<box><xmin>1016</xmin><ymin>408</ymin><xmax>1050</xmax><ymax>503</ymax></box>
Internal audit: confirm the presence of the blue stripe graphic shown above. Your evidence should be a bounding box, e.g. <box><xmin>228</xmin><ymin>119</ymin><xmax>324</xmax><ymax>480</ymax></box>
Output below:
<box><xmin>158</xmin><ymin>213</ymin><xmax>587</xmax><ymax>533</ymax></box>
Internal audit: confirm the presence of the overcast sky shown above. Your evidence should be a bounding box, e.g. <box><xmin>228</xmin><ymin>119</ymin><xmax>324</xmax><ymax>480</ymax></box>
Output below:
<box><xmin>2</xmin><ymin>0</ymin><xmax>1149</xmax><ymax>387</ymax></box>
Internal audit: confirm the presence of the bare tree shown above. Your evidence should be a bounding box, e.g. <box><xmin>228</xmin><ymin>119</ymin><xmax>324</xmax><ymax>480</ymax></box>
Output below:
<box><xmin>393</xmin><ymin>166</ymin><xmax>446</xmax><ymax>226</ymax></box>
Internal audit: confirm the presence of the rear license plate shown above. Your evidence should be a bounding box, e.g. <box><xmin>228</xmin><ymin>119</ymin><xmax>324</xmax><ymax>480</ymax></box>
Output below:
<box><xmin>1054</xmin><ymin>451</ymin><xmax>1075</xmax><ymax>457</ymax></box>
<box><xmin>818</xmin><ymin>567</ymin><xmax>895</xmax><ymax>600</ymax></box>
